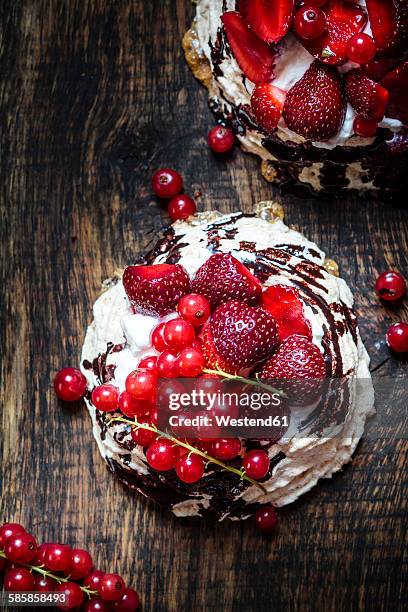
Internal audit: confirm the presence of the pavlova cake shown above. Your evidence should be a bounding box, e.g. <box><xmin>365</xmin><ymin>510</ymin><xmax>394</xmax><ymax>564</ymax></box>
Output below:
<box><xmin>184</xmin><ymin>0</ymin><xmax>408</xmax><ymax>196</ymax></box>
<box><xmin>81</xmin><ymin>205</ymin><xmax>374</xmax><ymax>520</ymax></box>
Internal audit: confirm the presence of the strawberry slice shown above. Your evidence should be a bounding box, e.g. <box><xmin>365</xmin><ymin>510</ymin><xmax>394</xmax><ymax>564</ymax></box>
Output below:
<box><xmin>283</xmin><ymin>61</ymin><xmax>346</xmax><ymax>141</ymax></box>
<box><xmin>192</xmin><ymin>253</ymin><xmax>263</xmax><ymax>309</ymax></box>
<box><xmin>221</xmin><ymin>11</ymin><xmax>276</xmax><ymax>84</ymax></box>
<box><xmin>345</xmin><ymin>69</ymin><xmax>389</xmax><ymax>121</ymax></box>
<box><xmin>366</xmin><ymin>0</ymin><xmax>408</xmax><ymax>56</ymax></box>
<box><xmin>123</xmin><ymin>263</ymin><xmax>191</xmax><ymax>317</ymax></box>
<box><xmin>209</xmin><ymin>300</ymin><xmax>278</xmax><ymax>373</ymax></box>
<box><xmin>240</xmin><ymin>0</ymin><xmax>295</xmax><ymax>44</ymax></box>
<box><xmin>299</xmin><ymin>0</ymin><xmax>367</xmax><ymax>66</ymax></box>
<box><xmin>381</xmin><ymin>61</ymin><xmax>408</xmax><ymax>125</ymax></box>
<box><xmin>250</xmin><ymin>83</ymin><xmax>287</xmax><ymax>134</ymax></box>
<box><xmin>261</xmin><ymin>285</ymin><xmax>312</xmax><ymax>343</ymax></box>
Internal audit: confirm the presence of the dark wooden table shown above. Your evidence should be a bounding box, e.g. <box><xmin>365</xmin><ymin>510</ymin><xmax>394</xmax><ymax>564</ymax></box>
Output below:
<box><xmin>1</xmin><ymin>1</ymin><xmax>407</xmax><ymax>610</ymax></box>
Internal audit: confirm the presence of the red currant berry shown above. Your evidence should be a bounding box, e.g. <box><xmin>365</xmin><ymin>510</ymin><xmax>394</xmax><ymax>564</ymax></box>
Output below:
<box><xmin>131</xmin><ymin>416</ymin><xmax>158</xmax><ymax>447</ymax></box>
<box><xmin>44</xmin><ymin>544</ymin><xmax>73</xmax><ymax>572</ymax></box>
<box><xmin>353</xmin><ymin>116</ymin><xmax>378</xmax><ymax>137</ymax></box>
<box><xmin>54</xmin><ymin>367</ymin><xmax>87</xmax><ymax>402</ymax></box>
<box><xmin>294</xmin><ymin>6</ymin><xmax>326</xmax><ymax>40</ymax></box>
<box><xmin>0</xmin><ymin>558</ymin><xmax>5</xmax><ymax>571</ymax></box>
<box><xmin>177</xmin><ymin>293</ymin><xmax>211</xmax><ymax>327</ymax></box>
<box><xmin>243</xmin><ymin>450</ymin><xmax>270</xmax><ymax>480</ymax></box>
<box><xmin>255</xmin><ymin>505</ymin><xmax>277</xmax><ymax>533</ymax></box>
<box><xmin>56</xmin><ymin>581</ymin><xmax>84</xmax><ymax>610</ymax></box>
<box><xmin>119</xmin><ymin>391</ymin><xmax>150</xmax><ymax>418</ymax></box>
<box><xmin>4</xmin><ymin>532</ymin><xmax>37</xmax><ymax>563</ymax></box>
<box><xmin>163</xmin><ymin>318</ymin><xmax>195</xmax><ymax>351</ymax></box>
<box><xmin>151</xmin><ymin>322</ymin><xmax>167</xmax><ymax>352</ymax></box>
<box><xmin>156</xmin><ymin>350</ymin><xmax>178</xmax><ymax>378</ymax></box>
<box><xmin>177</xmin><ymin>347</ymin><xmax>205</xmax><ymax>377</ymax></box>
<box><xmin>112</xmin><ymin>587</ymin><xmax>140</xmax><ymax>611</ymax></box>
<box><xmin>68</xmin><ymin>548</ymin><xmax>93</xmax><ymax>579</ymax></box>
<box><xmin>146</xmin><ymin>438</ymin><xmax>177</xmax><ymax>471</ymax></box>
<box><xmin>149</xmin><ymin>404</ymin><xmax>158</xmax><ymax>425</ymax></box>
<box><xmin>85</xmin><ymin>598</ymin><xmax>112</xmax><ymax>612</ymax></box>
<box><xmin>98</xmin><ymin>573</ymin><xmax>126</xmax><ymax>602</ymax></box>
<box><xmin>4</xmin><ymin>568</ymin><xmax>35</xmax><ymax>591</ymax></box>
<box><xmin>386</xmin><ymin>322</ymin><xmax>408</xmax><ymax>353</ymax></box>
<box><xmin>168</xmin><ymin>195</ymin><xmax>197</xmax><ymax>222</ymax></box>
<box><xmin>208</xmin><ymin>125</ymin><xmax>235</xmax><ymax>153</ymax></box>
<box><xmin>175</xmin><ymin>454</ymin><xmax>205</xmax><ymax>483</ymax></box>
<box><xmin>83</xmin><ymin>569</ymin><xmax>105</xmax><ymax>591</ymax></box>
<box><xmin>195</xmin><ymin>411</ymin><xmax>221</xmax><ymax>441</ymax></box>
<box><xmin>34</xmin><ymin>574</ymin><xmax>59</xmax><ymax>591</ymax></box>
<box><xmin>152</xmin><ymin>168</ymin><xmax>183</xmax><ymax>199</ymax></box>
<box><xmin>91</xmin><ymin>384</ymin><xmax>120</xmax><ymax>412</ymax></box>
<box><xmin>0</xmin><ymin>523</ymin><xmax>25</xmax><ymax>548</ymax></box>
<box><xmin>138</xmin><ymin>355</ymin><xmax>158</xmax><ymax>373</ymax></box>
<box><xmin>125</xmin><ymin>370</ymin><xmax>157</xmax><ymax>402</ymax></box>
<box><xmin>32</xmin><ymin>542</ymin><xmax>50</xmax><ymax>565</ymax></box>
<box><xmin>346</xmin><ymin>33</ymin><xmax>376</xmax><ymax>64</ymax></box>
<box><xmin>305</xmin><ymin>0</ymin><xmax>327</xmax><ymax>6</ymax></box>
<box><xmin>375</xmin><ymin>271</ymin><xmax>406</xmax><ymax>302</ymax></box>
<box><xmin>212</xmin><ymin>438</ymin><xmax>241</xmax><ymax>460</ymax></box>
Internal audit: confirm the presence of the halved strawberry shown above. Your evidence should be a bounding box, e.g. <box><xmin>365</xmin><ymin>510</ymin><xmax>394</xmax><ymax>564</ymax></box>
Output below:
<box><xmin>283</xmin><ymin>61</ymin><xmax>346</xmax><ymax>141</ymax></box>
<box><xmin>201</xmin><ymin>326</ymin><xmax>234</xmax><ymax>373</ymax></box>
<box><xmin>123</xmin><ymin>263</ymin><xmax>191</xmax><ymax>317</ymax></box>
<box><xmin>366</xmin><ymin>0</ymin><xmax>408</xmax><ymax>56</ymax></box>
<box><xmin>209</xmin><ymin>300</ymin><xmax>278</xmax><ymax>373</ymax></box>
<box><xmin>192</xmin><ymin>253</ymin><xmax>263</xmax><ymax>309</ymax></box>
<box><xmin>240</xmin><ymin>0</ymin><xmax>295</xmax><ymax>44</ymax></box>
<box><xmin>250</xmin><ymin>83</ymin><xmax>287</xmax><ymax>134</ymax></box>
<box><xmin>261</xmin><ymin>285</ymin><xmax>312</xmax><ymax>343</ymax></box>
<box><xmin>221</xmin><ymin>11</ymin><xmax>276</xmax><ymax>84</ymax></box>
<box><xmin>345</xmin><ymin>69</ymin><xmax>389</xmax><ymax>121</ymax></box>
<box><xmin>299</xmin><ymin>0</ymin><xmax>367</xmax><ymax>66</ymax></box>
<box><xmin>381</xmin><ymin>61</ymin><xmax>408</xmax><ymax>125</ymax></box>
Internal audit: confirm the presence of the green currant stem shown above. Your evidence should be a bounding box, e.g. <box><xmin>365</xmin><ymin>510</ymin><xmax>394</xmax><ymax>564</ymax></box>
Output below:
<box><xmin>108</xmin><ymin>416</ymin><xmax>267</xmax><ymax>494</ymax></box>
<box><xmin>0</xmin><ymin>550</ymin><xmax>97</xmax><ymax>598</ymax></box>
<box><xmin>202</xmin><ymin>367</ymin><xmax>285</xmax><ymax>397</ymax></box>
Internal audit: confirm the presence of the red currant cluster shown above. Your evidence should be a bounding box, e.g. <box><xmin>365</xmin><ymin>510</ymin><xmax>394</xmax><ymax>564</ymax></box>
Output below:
<box><xmin>375</xmin><ymin>270</ymin><xmax>408</xmax><ymax>354</ymax></box>
<box><xmin>0</xmin><ymin>523</ymin><xmax>139</xmax><ymax>610</ymax></box>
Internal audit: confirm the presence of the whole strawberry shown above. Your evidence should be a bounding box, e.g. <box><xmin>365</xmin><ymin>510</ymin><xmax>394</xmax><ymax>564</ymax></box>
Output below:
<box><xmin>123</xmin><ymin>263</ymin><xmax>191</xmax><ymax>317</ymax></box>
<box><xmin>207</xmin><ymin>300</ymin><xmax>278</xmax><ymax>373</ymax></box>
<box><xmin>345</xmin><ymin>69</ymin><xmax>389</xmax><ymax>121</ymax></box>
<box><xmin>283</xmin><ymin>60</ymin><xmax>346</xmax><ymax>141</ymax></box>
<box><xmin>192</xmin><ymin>253</ymin><xmax>262</xmax><ymax>309</ymax></box>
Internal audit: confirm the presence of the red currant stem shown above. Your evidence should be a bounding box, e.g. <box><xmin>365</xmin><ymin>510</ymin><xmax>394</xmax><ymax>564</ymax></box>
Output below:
<box><xmin>108</xmin><ymin>416</ymin><xmax>267</xmax><ymax>493</ymax></box>
<box><xmin>0</xmin><ymin>550</ymin><xmax>97</xmax><ymax>599</ymax></box>
<box><xmin>202</xmin><ymin>367</ymin><xmax>286</xmax><ymax>397</ymax></box>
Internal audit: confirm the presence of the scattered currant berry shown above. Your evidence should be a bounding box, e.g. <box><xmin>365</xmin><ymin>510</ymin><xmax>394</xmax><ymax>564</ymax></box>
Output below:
<box><xmin>119</xmin><ymin>391</ymin><xmax>150</xmax><ymax>418</ymax></box>
<box><xmin>294</xmin><ymin>6</ymin><xmax>326</xmax><ymax>40</ymax></box>
<box><xmin>156</xmin><ymin>350</ymin><xmax>178</xmax><ymax>378</ymax></box>
<box><xmin>346</xmin><ymin>33</ymin><xmax>376</xmax><ymax>64</ymax></box>
<box><xmin>98</xmin><ymin>573</ymin><xmax>126</xmax><ymax>602</ymax></box>
<box><xmin>85</xmin><ymin>598</ymin><xmax>112</xmax><ymax>612</ymax></box>
<box><xmin>168</xmin><ymin>194</ymin><xmax>197</xmax><ymax>222</ymax></box>
<box><xmin>151</xmin><ymin>322</ymin><xmax>168</xmax><ymax>352</ymax></box>
<box><xmin>54</xmin><ymin>367</ymin><xmax>87</xmax><ymax>402</ymax></box>
<box><xmin>194</xmin><ymin>373</ymin><xmax>223</xmax><ymax>395</ymax></box>
<box><xmin>83</xmin><ymin>569</ymin><xmax>106</xmax><ymax>591</ymax></box>
<box><xmin>68</xmin><ymin>548</ymin><xmax>94</xmax><ymax>579</ymax></box>
<box><xmin>91</xmin><ymin>384</ymin><xmax>120</xmax><ymax>412</ymax></box>
<box><xmin>243</xmin><ymin>450</ymin><xmax>270</xmax><ymax>480</ymax></box>
<box><xmin>306</xmin><ymin>0</ymin><xmax>327</xmax><ymax>5</ymax></box>
<box><xmin>4</xmin><ymin>532</ymin><xmax>37</xmax><ymax>563</ymax></box>
<box><xmin>44</xmin><ymin>543</ymin><xmax>73</xmax><ymax>572</ymax></box>
<box><xmin>146</xmin><ymin>438</ymin><xmax>177</xmax><ymax>471</ymax></box>
<box><xmin>0</xmin><ymin>523</ymin><xmax>25</xmax><ymax>548</ymax></box>
<box><xmin>177</xmin><ymin>293</ymin><xmax>211</xmax><ymax>327</ymax></box>
<box><xmin>255</xmin><ymin>505</ymin><xmax>278</xmax><ymax>533</ymax></box>
<box><xmin>4</xmin><ymin>568</ymin><xmax>35</xmax><ymax>592</ymax></box>
<box><xmin>353</xmin><ymin>116</ymin><xmax>378</xmax><ymax>137</ymax></box>
<box><xmin>375</xmin><ymin>271</ymin><xmax>406</xmax><ymax>302</ymax></box>
<box><xmin>386</xmin><ymin>323</ymin><xmax>408</xmax><ymax>353</ymax></box>
<box><xmin>149</xmin><ymin>404</ymin><xmax>158</xmax><ymax>425</ymax></box>
<box><xmin>125</xmin><ymin>370</ymin><xmax>157</xmax><ymax>402</ymax></box>
<box><xmin>177</xmin><ymin>347</ymin><xmax>205</xmax><ymax>377</ymax></box>
<box><xmin>56</xmin><ymin>581</ymin><xmax>85</xmax><ymax>610</ymax></box>
<box><xmin>207</xmin><ymin>125</ymin><xmax>235</xmax><ymax>153</ymax></box>
<box><xmin>163</xmin><ymin>318</ymin><xmax>195</xmax><ymax>351</ymax></box>
<box><xmin>138</xmin><ymin>355</ymin><xmax>158</xmax><ymax>373</ymax></box>
<box><xmin>152</xmin><ymin>168</ymin><xmax>183</xmax><ymax>198</ymax></box>
<box><xmin>34</xmin><ymin>574</ymin><xmax>59</xmax><ymax>591</ymax></box>
<box><xmin>131</xmin><ymin>417</ymin><xmax>157</xmax><ymax>447</ymax></box>
<box><xmin>176</xmin><ymin>454</ymin><xmax>205</xmax><ymax>483</ymax></box>
<box><xmin>212</xmin><ymin>438</ymin><xmax>241</xmax><ymax>460</ymax></box>
<box><xmin>112</xmin><ymin>587</ymin><xmax>140</xmax><ymax>611</ymax></box>
<box><xmin>32</xmin><ymin>542</ymin><xmax>50</xmax><ymax>565</ymax></box>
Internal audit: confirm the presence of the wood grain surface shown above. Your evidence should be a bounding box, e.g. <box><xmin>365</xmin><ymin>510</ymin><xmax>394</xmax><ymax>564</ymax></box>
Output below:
<box><xmin>1</xmin><ymin>1</ymin><xmax>407</xmax><ymax>610</ymax></box>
